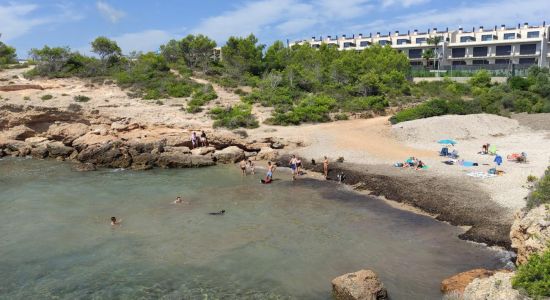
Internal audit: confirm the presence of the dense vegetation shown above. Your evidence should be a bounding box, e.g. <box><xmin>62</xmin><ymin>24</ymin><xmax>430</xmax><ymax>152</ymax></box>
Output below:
<box><xmin>5</xmin><ymin>32</ymin><xmax>550</xmax><ymax>128</ymax></box>
<box><xmin>391</xmin><ymin>68</ymin><xmax>550</xmax><ymax>123</ymax></box>
<box><xmin>526</xmin><ymin>167</ymin><xmax>550</xmax><ymax>210</ymax></box>
<box><xmin>513</xmin><ymin>246</ymin><xmax>550</xmax><ymax>298</ymax></box>
<box><xmin>0</xmin><ymin>41</ymin><xmax>17</xmax><ymax>66</ymax></box>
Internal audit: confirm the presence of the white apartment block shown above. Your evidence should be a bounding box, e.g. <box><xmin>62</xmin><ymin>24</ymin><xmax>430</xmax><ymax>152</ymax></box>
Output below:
<box><xmin>289</xmin><ymin>22</ymin><xmax>550</xmax><ymax>69</ymax></box>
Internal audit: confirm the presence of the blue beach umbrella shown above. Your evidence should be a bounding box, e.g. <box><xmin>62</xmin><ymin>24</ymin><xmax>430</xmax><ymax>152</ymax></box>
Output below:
<box><xmin>438</xmin><ymin>139</ymin><xmax>457</xmax><ymax>145</ymax></box>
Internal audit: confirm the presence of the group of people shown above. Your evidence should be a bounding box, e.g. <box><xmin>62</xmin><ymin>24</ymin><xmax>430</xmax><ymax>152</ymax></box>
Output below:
<box><xmin>239</xmin><ymin>159</ymin><xmax>256</xmax><ymax>175</ymax></box>
<box><xmin>402</xmin><ymin>156</ymin><xmax>425</xmax><ymax>170</ymax></box>
<box><xmin>190</xmin><ymin>131</ymin><xmax>208</xmax><ymax>149</ymax></box>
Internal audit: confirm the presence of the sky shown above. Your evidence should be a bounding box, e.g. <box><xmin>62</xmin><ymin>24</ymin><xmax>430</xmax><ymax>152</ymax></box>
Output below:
<box><xmin>1</xmin><ymin>0</ymin><xmax>549</xmax><ymax>57</ymax></box>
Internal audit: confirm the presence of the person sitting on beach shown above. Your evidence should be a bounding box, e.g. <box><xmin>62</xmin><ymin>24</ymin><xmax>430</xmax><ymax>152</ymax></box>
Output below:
<box><xmin>403</xmin><ymin>157</ymin><xmax>417</xmax><ymax>168</ymax></box>
<box><xmin>111</xmin><ymin>217</ymin><xmax>121</xmax><ymax>226</ymax></box>
<box><xmin>247</xmin><ymin>160</ymin><xmax>255</xmax><ymax>174</ymax></box>
<box><xmin>481</xmin><ymin>143</ymin><xmax>489</xmax><ymax>154</ymax></box>
<box><xmin>190</xmin><ymin>132</ymin><xmax>197</xmax><ymax>149</ymax></box>
<box><xmin>416</xmin><ymin>160</ymin><xmax>425</xmax><ymax>170</ymax></box>
<box><xmin>240</xmin><ymin>159</ymin><xmax>247</xmax><ymax>175</ymax></box>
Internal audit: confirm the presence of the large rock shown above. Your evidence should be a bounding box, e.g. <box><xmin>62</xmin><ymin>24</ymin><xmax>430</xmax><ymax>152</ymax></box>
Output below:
<box><xmin>191</xmin><ymin>146</ymin><xmax>216</xmax><ymax>156</ymax></box>
<box><xmin>331</xmin><ymin>269</ymin><xmax>388</xmax><ymax>300</ymax></box>
<box><xmin>46</xmin><ymin>141</ymin><xmax>74</xmax><ymax>158</ymax></box>
<box><xmin>3</xmin><ymin>125</ymin><xmax>36</xmax><ymax>140</ymax></box>
<box><xmin>77</xmin><ymin>143</ymin><xmax>131</xmax><ymax>168</ymax></box>
<box><xmin>164</xmin><ymin>135</ymin><xmax>190</xmax><ymax>147</ymax></box>
<box><xmin>463</xmin><ymin>272</ymin><xmax>528</xmax><ymax>300</ymax></box>
<box><xmin>441</xmin><ymin>269</ymin><xmax>503</xmax><ymax>296</ymax></box>
<box><xmin>24</xmin><ymin>137</ymin><xmax>48</xmax><ymax>145</ymax></box>
<box><xmin>156</xmin><ymin>152</ymin><xmax>214</xmax><ymax>168</ymax></box>
<box><xmin>213</xmin><ymin>146</ymin><xmax>245</xmax><ymax>164</ymax></box>
<box><xmin>30</xmin><ymin>144</ymin><xmax>49</xmax><ymax>158</ymax></box>
<box><xmin>131</xmin><ymin>153</ymin><xmax>156</xmax><ymax>170</ymax></box>
<box><xmin>46</xmin><ymin>123</ymin><xmax>89</xmax><ymax>145</ymax></box>
<box><xmin>256</xmin><ymin>147</ymin><xmax>279</xmax><ymax>161</ymax></box>
<box><xmin>511</xmin><ymin>205</ymin><xmax>550</xmax><ymax>265</ymax></box>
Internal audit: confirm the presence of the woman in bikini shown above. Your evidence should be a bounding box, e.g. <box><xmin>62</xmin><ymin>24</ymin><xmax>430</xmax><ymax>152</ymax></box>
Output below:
<box><xmin>289</xmin><ymin>155</ymin><xmax>298</xmax><ymax>180</ymax></box>
<box><xmin>323</xmin><ymin>156</ymin><xmax>329</xmax><ymax>179</ymax></box>
<box><xmin>240</xmin><ymin>159</ymin><xmax>247</xmax><ymax>175</ymax></box>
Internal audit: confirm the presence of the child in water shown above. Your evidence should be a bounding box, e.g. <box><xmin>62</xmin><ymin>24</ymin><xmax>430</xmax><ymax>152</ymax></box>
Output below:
<box><xmin>174</xmin><ymin>196</ymin><xmax>183</xmax><ymax>204</ymax></box>
<box><xmin>110</xmin><ymin>217</ymin><xmax>121</xmax><ymax>226</ymax></box>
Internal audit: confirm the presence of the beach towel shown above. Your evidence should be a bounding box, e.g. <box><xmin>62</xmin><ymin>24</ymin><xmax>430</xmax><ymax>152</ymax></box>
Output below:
<box><xmin>466</xmin><ymin>171</ymin><xmax>497</xmax><ymax>179</ymax></box>
<box><xmin>488</xmin><ymin>145</ymin><xmax>497</xmax><ymax>155</ymax></box>
<box><xmin>461</xmin><ymin>161</ymin><xmax>477</xmax><ymax>167</ymax></box>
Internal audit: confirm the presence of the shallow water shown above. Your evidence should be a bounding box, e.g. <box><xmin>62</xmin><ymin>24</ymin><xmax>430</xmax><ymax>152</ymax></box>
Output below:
<box><xmin>0</xmin><ymin>158</ymin><xmax>507</xmax><ymax>299</ymax></box>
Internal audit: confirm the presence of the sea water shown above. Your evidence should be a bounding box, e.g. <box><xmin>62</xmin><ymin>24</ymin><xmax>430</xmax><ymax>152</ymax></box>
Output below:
<box><xmin>0</xmin><ymin>158</ymin><xmax>506</xmax><ymax>299</ymax></box>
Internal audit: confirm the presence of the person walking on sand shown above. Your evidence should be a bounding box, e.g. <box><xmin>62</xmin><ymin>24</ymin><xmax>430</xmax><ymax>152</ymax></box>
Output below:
<box><xmin>190</xmin><ymin>132</ymin><xmax>197</xmax><ymax>149</ymax></box>
<box><xmin>240</xmin><ymin>159</ymin><xmax>247</xmax><ymax>176</ymax></box>
<box><xmin>289</xmin><ymin>155</ymin><xmax>298</xmax><ymax>180</ymax></box>
<box><xmin>200</xmin><ymin>131</ymin><xmax>208</xmax><ymax>147</ymax></box>
<box><xmin>323</xmin><ymin>156</ymin><xmax>329</xmax><ymax>179</ymax></box>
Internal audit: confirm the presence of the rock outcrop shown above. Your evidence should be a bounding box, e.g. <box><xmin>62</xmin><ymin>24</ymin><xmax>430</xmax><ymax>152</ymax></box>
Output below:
<box><xmin>213</xmin><ymin>146</ymin><xmax>245</xmax><ymax>163</ymax></box>
<box><xmin>256</xmin><ymin>147</ymin><xmax>279</xmax><ymax>161</ymax></box>
<box><xmin>73</xmin><ymin>162</ymin><xmax>97</xmax><ymax>172</ymax></box>
<box><xmin>331</xmin><ymin>269</ymin><xmax>388</xmax><ymax>300</ymax></box>
<box><xmin>441</xmin><ymin>269</ymin><xmax>507</xmax><ymax>296</ymax></box>
<box><xmin>510</xmin><ymin>205</ymin><xmax>550</xmax><ymax>265</ymax></box>
<box><xmin>46</xmin><ymin>123</ymin><xmax>89</xmax><ymax>145</ymax></box>
<box><xmin>3</xmin><ymin>125</ymin><xmax>36</xmax><ymax>140</ymax></box>
<box><xmin>462</xmin><ymin>272</ymin><xmax>528</xmax><ymax>300</ymax></box>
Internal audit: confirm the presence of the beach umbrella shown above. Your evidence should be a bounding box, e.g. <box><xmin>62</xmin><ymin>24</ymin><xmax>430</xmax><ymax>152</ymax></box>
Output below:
<box><xmin>438</xmin><ymin>139</ymin><xmax>457</xmax><ymax>145</ymax></box>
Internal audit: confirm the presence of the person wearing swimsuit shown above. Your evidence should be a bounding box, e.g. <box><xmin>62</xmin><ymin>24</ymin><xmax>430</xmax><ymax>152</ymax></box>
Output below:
<box><xmin>289</xmin><ymin>155</ymin><xmax>298</xmax><ymax>180</ymax></box>
<box><xmin>240</xmin><ymin>159</ymin><xmax>247</xmax><ymax>175</ymax></box>
<box><xmin>323</xmin><ymin>156</ymin><xmax>329</xmax><ymax>179</ymax></box>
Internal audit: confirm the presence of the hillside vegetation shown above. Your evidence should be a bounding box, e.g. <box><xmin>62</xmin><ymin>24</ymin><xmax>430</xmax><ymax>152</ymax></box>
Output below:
<box><xmin>3</xmin><ymin>34</ymin><xmax>550</xmax><ymax>128</ymax></box>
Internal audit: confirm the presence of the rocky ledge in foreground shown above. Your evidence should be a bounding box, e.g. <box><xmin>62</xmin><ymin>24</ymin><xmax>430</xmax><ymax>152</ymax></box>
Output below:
<box><xmin>0</xmin><ymin>104</ymin><xmax>286</xmax><ymax>170</ymax></box>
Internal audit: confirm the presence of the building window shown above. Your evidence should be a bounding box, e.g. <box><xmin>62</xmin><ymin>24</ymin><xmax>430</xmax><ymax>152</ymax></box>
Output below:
<box><xmin>312</xmin><ymin>44</ymin><xmax>321</xmax><ymax>49</ymax></box>
<box><xmin>410</xmin><ymin>61</ymin><xmax>423</xmax><ymax>66</ymax></box>
<box><xmin>379</xmin><ymin>40</ymin><xmax>389</xmax><ymax>46</ymax></box>
<box><xmin>397</xmin><ymin>39</ymin><xmax>410</xmax><ymax>45</ymax></box>
<box><xmin>343</xmin><ymin>42</ymin><xmax>356</xmax><ymax>48</ymax></box>
<box><xmin>328</xmin><ymin>43</ymin><xmax>338</xmax><ymax>48</ymax></box>
<box><xmin>495</xmin><ymin>45</ymin><xmax>512</xmax><ymax>56</ymax></box>
<box><xmin>519</xmin><ymin>44</ymin><xmax>537</xmax><ymax>55</ymax></box>
<box><xmin>452</xmin><ymin>48</ymin><xmax>466</xmax><ymax>58</ymax></box>
<box><xmin>503</xmin><ymin>33</ymin><xmax>516</xmax><ymax>40</ymax></box>
<box><xmin>495</xmin><ymin>59</ymin><xmax>510</xmax><ymax>65</ymax></box>
<box><xmin>481</xmin><ymin>35</ymin><xmax>494</xmax><ymax>41</ymax></box>
<box><xmin>519</xmin><ymin>58</ymin><xmax>537</xmax><ymax>64</ymax></box>
<box><xmin>472</xmin><ymin>60</ymin><xmax>489</xmax><ymax>65</ymax></box>
<box><xmin>416</xmin><ymin>38</ymin><xmax>426</xmax><ymax>44</ymax></box>
<box><xmin>460</xmin><ymin>36</ymin><xmax>475</xmax><ymax>43</ymax></box>
<box><xmin>473</xmin><ymin>47</ymin><xmax>488</xmax><ymax>57</ymax></box>
<box><xmin>452</xmin><ymin>61</ymin><xmax>467</xmax><ymax>66</ymax></box>
<box><xmin>408</xmin><ymin>49</ymin><xmax>422</xmax><ymax>59</ymax></box>
<box><xmin>527</xmin><ymin>31</ymin><xmax>540</xmax><ymax>38</ymax></box>
<box><xmin>359</xmin><ymin>41</ymin><xmax>370</xmax><ymax>47</ymax></box>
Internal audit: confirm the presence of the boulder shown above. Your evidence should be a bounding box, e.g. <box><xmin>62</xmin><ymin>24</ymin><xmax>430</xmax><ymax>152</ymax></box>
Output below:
<box><xmin>77</xmin><ymin>143</ymin><xmax>131</xmax><ymax>168</ymax></box>
<box><xmin>156</xmin><ymin>152</ymin><xmax>214</xmax><ymax>168</ymax></box>
<box><xmin>511</xmin><ymin>205</ymin><xmax>550</xmax><ymax>265</ymax></box>
<box><xmin>46</xmin><ymin>123</ymin><xmax>89</xmax><ymax>145</ymax></box>
<box><xmin>131</xmin><ymin>153</ymin><xmax>156</xmax><ymax>170</ymax></box>
<box><xmin>73</xmin><ymin>162</ymin><xmax>97</xmax><ymax>172</ymax></box>
<box><xmin>271</xmin><ymin>142</ymin><xmax>284</xmax><ymax>149</ymax></box>
<box><xmin>127</xmin><ymin>141</ymin><xmax>164</xmax><ymax>157</ymax></box>
<box><xmin>213</xmin><ymin>146</ymin><xmax>245</xmax><ymax>164</ymax></box>
<box><xmin>30</xmin><ymin>144</ymin><xmax>49</xmax><ymax>158</ymax></box>
<box><xmin>331</xmin><ymin>269</ymin><xmax>388</xmax><ymax>300</ymax></box>
<box><xmin>46</xmin><ymin>141</ymin><xmax>74</xmax><ymax>158</ymax></box>
<box><xmin>24</xmin><ymin>137</ymin><xmax>48</xmax><ymax>145</ymax></box>
<box><xmin>463</xmin><ymin>272</ymin><xmax>528</xmax><ymax>300</ymax></box>
<box><xmin>256</xmin><ymin>147</ymin><xmax>279</xmax><ymax>161</ymax></box>
<box><xmin>4</xmin><ymin>125</ymin><xmax>35</xmax><ymax>140</ymax></box>
<box><xmin>189</xmin><ymin>155</ymin><xmax>215</xmax><ymax>167</ymax></box>
<box><xmin>191</xmin><ymin>146</ymin><xmax>216</xmax><ymax>156</ymax></box>
<box><xmin>165</xmin><ymin>135</ymin><xmax>190</xmax><ymax>147</ymax></box>
<box><xmin>441</xmin><ymin>269</ymin><xmax>503</xmax><ymax>295</ymax></box>
<box><xmin>110</xmin><ymin>121</ymin><xmax>129</xmax><ymax>131</ymax></box>
<box><xmin>244</xmin><ymin>151</ymin><xmax>257</xmax><ymax>158</ymax></box>
<box><xmin>164</xmin><ymin>146</ymin><xmax>191</xmax><ymax>154</ymax></box>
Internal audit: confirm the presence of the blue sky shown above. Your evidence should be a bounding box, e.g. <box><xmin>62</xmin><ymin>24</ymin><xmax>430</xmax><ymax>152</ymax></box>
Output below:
<box><xmin>1</xmin><ymin>0</ymin><xmax>548</xmax><ymax>57</ymax></box>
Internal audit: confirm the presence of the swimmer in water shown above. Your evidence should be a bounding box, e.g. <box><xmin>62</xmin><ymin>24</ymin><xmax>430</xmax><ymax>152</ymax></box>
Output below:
<box><xmin>111</xmin><ymin>216</ymin><xmax>121</xmax><ymax>226</ymax></box>
<box><xmin>174</xmin><ymin>196</ymin><xmax>183</xmax><ymax>204</ymax></box>
<box><xmin>208</xmin><ymin>210</ymin><xmax>226</xmax><ymax>215</ymax></box>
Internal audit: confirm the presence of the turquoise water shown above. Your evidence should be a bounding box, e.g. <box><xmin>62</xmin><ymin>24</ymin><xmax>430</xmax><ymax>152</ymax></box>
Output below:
<box><xmin>0</xmin><ymin>158</ymin><xmax>506</xmax><ymax>299</ymax></box>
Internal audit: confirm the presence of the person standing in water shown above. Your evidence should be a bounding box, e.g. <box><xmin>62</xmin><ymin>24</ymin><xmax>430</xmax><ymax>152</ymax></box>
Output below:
<box><xmin>296</xmin><ymin>157</ymin><xmax>302</xmax><ymax>176</ymax></box>
<box><xmin>247</xmin><ymin>160</ymin><xmax>255</xmax><ymax>175</ymax></box>
<box><xmin>289</xmin><ymin>155</ymin><xmax>298</xmax><ymax>180</ymax></box>
<box><xmin>240</xmin><ymin>159</ymin><xmax>247</xmax><ymax>176</ymax></box>
<box><xmin>323</xmin><ymin>156</ymin><xmax>329</xmax><ymax>179</ymax></box>
<box><xmin>266</xmin><ymin>161</ymin><xmax>276</xmax><ymax>181</ymax></box>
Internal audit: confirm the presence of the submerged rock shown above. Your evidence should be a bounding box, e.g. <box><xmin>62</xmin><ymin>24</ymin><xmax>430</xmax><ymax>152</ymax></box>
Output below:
<box><xmin>510</xmin><ymin>205</ymin><xmax>550</xmax><ymax>265</ymax></box>
<box><xmin>463</xmin><ymin>272</ymin><xmax>528</xmax><ymax>300</ymax></box>
<box><xmin>73</xmin><ymin>162</ymin><xmax>97</xmax><ymax>172</ymax></box>
<box><xmin>46</xmin><ymin>141</ymin><xmax>74</xmax><ymax>158</ymax></box>
<box><xmin>331</xmin><ymin>269</ymin><xmax>388</xmax><ymax>300</ymax></box>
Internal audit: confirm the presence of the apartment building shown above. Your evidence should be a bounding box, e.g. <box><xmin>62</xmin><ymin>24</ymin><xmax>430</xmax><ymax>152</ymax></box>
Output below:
<box><xmin>289</xmin><ymin>22</ymin><xmax>550</xmax><ymax>69</ymax></box>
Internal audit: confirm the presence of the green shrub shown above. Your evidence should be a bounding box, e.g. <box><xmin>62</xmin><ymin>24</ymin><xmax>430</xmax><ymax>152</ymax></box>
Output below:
<box><xmin>342</xmin><ymin>96</ymin><xmax>388</xmax><ymax>112</ymax></box>
<box><xmin>269</xmin><ymin>95</ymin><xmax>337</xmax><ymax>125</ymax></box>
<box><xmin>508</xmin><ymin>76</ymin><xmax>530</xmax><ymax>91</ymax></box>
<box><xmin>187</xmin><ymin>84</ymin><xmax>218</xmax><ymax>112</ymax></box>
<box><xmin>209</xmin><ymin>104</ymin><xmax>258</xmax><ymax>129</ymax></box>
<box><xmin>41</xmin><ymin>94</ymin><xmax>53</xmax><ymax>100</ymax></box>
<box><xmin>512</xmin><ymin>247</ymin><xmax>550</xmax><ymax>298</ymax></box>
<box><xmin>527</xmin><ymin>167</ymin><xmax>550</xmax><ymax>210</ymax></box>
<box><xmin>74</xmin><ymin>95</ymin><xmax>90</xmax><ymax>102</ymax></box>
<box><xmin>527</xmin><ymin>175</ymin><xmax>538</xmax><ymax>183</ymax></box>
<box><xmin>23</xmin><ymin>96</ymin><xmax>30</xmax><ymax>101</ymax></box>
<box><xmin>469</xmin><ymin>70</ymin><xmax>492</xmax><ymax>88</ymax></box>
<box><xmin>334</xmin><ymin>113</ymin><xmax>349</xmax><ymax>120</ymax></box>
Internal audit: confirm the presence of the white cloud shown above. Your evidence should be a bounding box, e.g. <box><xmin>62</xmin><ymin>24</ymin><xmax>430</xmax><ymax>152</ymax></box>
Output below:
<box><xmin>0</xmin><ymin>4</ymin><xmax>49</xmax><ymax>41</ymax></box>
<box><xmin>353</xmin><ymin>0</ymin><xmax>548</xmax><ymax>34</ymax></box>
<box><xmin>111</xmin><ymin>30</ymin><xmax>175</xmax><ymax>54</ymax></box>
<box><xmin>381</xmin><ymin>0</ymin><xmax>430</xmax><ymax>8</ymax></box>
<box><xmin>96</xmin><ymin>1</ymin><xmax>125</xmax><ymax>23</ymax></box>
